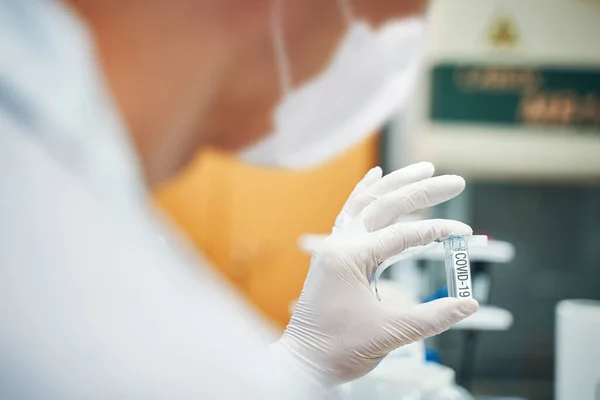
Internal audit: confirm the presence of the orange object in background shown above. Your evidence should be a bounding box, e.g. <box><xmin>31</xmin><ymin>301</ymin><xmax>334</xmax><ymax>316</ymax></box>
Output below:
<box><xmin>154</xmin><ymin>135</ymin><xmax>379</xmax><ymax>328</ymax></box>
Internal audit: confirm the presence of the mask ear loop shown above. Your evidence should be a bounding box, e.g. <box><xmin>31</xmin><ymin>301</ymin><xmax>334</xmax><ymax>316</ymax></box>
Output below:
<box><xmin>337</xmin><ymin>0</ymin><xmax>355</xmax><ymax>27</ymax></box>
<box><xmin>271</xmin><ymin>0</ymin><xmax>356</xmax><ymax>96</ymax></box>
<box><xmin>270</xmin><ymin>0</ymin><xmax>292</xmax><ymax>96</ymax></box>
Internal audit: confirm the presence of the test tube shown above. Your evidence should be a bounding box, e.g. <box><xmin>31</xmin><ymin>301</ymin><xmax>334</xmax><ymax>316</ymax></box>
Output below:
<box><xmin>444</xmin><ymin>235</ymin><xmax>473</xmax><ymax>299</ymax></box>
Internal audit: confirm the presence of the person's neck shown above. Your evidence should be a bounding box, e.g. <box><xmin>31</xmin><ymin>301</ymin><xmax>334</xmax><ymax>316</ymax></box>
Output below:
<box><xmin>68</xmin><ymin>1</ymin><xmax>236</xmax><ymax>186</ymax></box>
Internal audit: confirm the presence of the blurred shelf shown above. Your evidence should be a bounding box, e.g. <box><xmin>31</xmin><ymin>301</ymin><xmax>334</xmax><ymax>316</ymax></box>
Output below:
<box><xmin>451</xmin><ymin>305</ymin><xmax>514</xmax><ymax>331</ymax></box>
<box><xmin>414</xmin><ymin>126</ymin><xmax>600</xmax><ymax>183</ymax></box>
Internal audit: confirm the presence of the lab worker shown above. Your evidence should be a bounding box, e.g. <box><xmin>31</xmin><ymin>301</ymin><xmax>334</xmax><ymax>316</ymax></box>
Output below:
<box><xmin>0</xmin><ymin>0</ymin><xmax>477</xmax><ymax>398</ymax></box>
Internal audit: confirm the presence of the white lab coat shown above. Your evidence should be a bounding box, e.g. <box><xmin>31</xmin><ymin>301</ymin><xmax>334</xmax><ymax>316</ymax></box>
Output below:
<box><xmin>0</xmin><ymin>1</ymin><xmax>314</xmax><ymax>398</ymax></box>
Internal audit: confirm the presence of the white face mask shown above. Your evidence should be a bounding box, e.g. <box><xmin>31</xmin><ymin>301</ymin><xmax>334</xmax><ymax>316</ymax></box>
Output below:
<box><xmin>239</xmin><ymin>0</ymin><xmax>424</xmax><ymax>169</ymax></box>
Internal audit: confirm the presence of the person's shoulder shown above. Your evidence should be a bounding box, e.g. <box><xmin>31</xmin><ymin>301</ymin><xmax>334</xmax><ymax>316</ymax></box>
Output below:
<box><xmin>0</xmin><ymin>110</ymin><xmax>97</xmax><ymax>229</ymax></box>
<box><xmin>0</xmin><ymin>110</ymin><xmax>63</xmax><ymax>185</ymax></box>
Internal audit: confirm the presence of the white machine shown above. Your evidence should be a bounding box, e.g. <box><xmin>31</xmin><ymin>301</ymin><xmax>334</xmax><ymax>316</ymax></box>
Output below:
<box><xmin>556</xmin><ymin>299</ymin><xmax>600</xmax><ymax>400</ymax></box>
<box><xmin>387</xmin><ymin>0</ymin><xmax>600</xmax><ymax>183</ymax></box>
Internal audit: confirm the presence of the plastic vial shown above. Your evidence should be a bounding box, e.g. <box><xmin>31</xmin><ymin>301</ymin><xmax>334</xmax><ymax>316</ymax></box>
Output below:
<box><xmin>444</xmin><ymin>235</ymin><xmax>473</xmax><ymax>299</ymax></box>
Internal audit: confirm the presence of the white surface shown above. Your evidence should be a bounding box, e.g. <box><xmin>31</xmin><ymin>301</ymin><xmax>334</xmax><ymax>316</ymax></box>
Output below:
<box><xmin>351</xmin><ymin>359</ymin><xmax>456</xmax><ymax>400</ymax></box>
<box><xmin>451</xmin><ymin>305</ymin><xmax>513</xmax><ymax>331</ymax></box>
<box><xmin>298</xmin><ymin>234</ymin><xmax>515</xmax><ymax>263</ymax></box>
<box><xmin>555</xmin><ymin>299</ymin><xmax>600</xmax><ymax>400</ymax></box>
<box><xmin>415</xmin><ymin>126</ymin><xmax>600</xmax><ymax>182</ymax></box>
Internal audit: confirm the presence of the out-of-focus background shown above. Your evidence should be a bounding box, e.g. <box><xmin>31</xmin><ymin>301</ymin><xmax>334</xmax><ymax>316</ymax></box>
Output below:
<box><xmin>155</xmin><ymin>0</ymin><xmax>600</xmax><ymax>399</ymax></box>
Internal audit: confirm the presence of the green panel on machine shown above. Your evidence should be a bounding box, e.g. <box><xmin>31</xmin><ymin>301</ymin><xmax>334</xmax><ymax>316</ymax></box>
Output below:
<box><xmin>430</xmin><ymin>64</ymin><xmax>600</xmax><ymax>130</ymax></box>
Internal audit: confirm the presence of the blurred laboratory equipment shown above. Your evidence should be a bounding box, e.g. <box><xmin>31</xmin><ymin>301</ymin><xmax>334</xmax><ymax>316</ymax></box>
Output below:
<box><xmin>555</xmin><ymin>299</ymin><xmax>600</xmax><ymax>400</ymax></box>
<box><xmin>395</xmin><ymin>0</ymin><xmax>600</xmax><ymax>182</ymax></box>
<box><xmin>383</xmin><ymin>1</ymin><xmax>600</xmax><ymax>398</ymax></box>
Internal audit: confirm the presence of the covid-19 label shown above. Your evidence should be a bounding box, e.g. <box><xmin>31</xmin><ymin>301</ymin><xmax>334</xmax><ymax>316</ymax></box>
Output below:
<box><xmin>452</xmin><ymin>251</ymin><xmax>472</xmax><ymax>299</ymax></box>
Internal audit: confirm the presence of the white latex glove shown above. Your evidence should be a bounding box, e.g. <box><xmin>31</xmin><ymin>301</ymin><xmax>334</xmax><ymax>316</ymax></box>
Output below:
<box><xmin>272</xmin><ymin>162</ymin><xmax>478</xmax><ymax>387</ymax></box>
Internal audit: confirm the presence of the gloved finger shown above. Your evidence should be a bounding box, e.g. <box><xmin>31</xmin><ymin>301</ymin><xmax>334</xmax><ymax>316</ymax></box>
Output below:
<box><xmin>347</xmin><ymin>166</ymin><xmax>383</xmax><ymax>200</ymax></box>
<box><xmin>362</xmin><ymin>175</ymin><xmax>466</xmax><ymax>232</ymax></box>
<box><xmin>333</xmin><ymin>166</ymin><xmax>383</xmax><ymax>232</ymax></box>
<box><xmin>344</xmin><ymin>162</ymin><xmax>435</xmax><ymax>218</ymax></box>
<box><xmin>375</xmin><ymin>298</ymin><xmax>478</xmax><ymax>353</ymax></box>
<box><xmin>361</xmin><ymin>219</ymin><xmax>472</xmax><ymax>273</ymax></box>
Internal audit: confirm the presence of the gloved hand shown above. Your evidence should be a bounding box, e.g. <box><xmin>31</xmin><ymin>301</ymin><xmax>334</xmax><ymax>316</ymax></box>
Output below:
<box><xmin>272</xmin><ymin>162</ymin><xmax>478</xmax><ymax>387</ymax></box>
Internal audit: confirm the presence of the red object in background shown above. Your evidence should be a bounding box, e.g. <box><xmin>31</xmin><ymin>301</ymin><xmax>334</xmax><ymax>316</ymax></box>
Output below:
<box><xmin>474</xmin><ymin>230</ymin><xmax>494</xmax><ymax>242</ymax></box>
